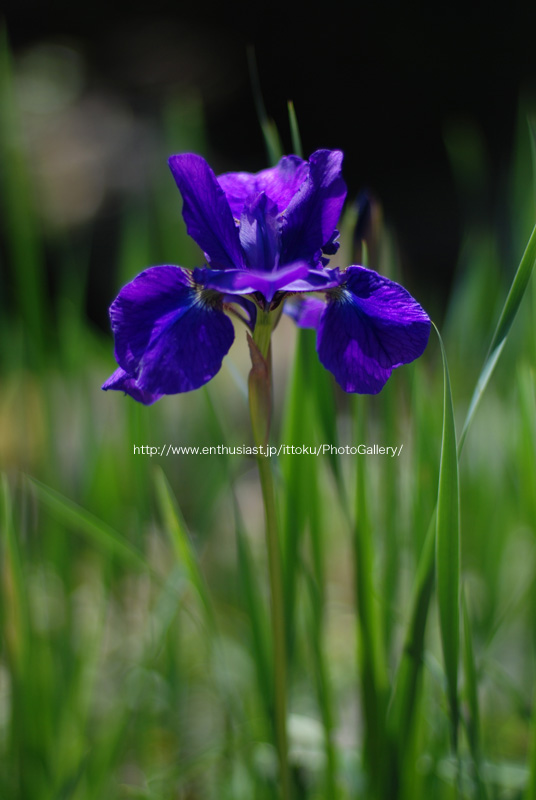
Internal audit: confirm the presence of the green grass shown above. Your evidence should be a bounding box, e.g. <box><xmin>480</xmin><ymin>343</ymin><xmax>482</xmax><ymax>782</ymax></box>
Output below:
<box><xmin>1</xmin><ymin>32</ymin><xmax>536</xmax><ymax>800</ymax></box>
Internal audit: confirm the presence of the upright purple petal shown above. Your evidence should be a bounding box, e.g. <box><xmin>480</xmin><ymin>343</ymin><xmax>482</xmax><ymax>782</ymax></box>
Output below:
<box><xmin>168</xmin><ymin>154</ymin><xmax>245</xmax><ymax>271</ymax></box>
<box><xmin>217</xmin><ymin>155</ymin><xmax>308</xmax><ymax>217</ymax></box>
<box><xmin>239</xmin><ymin>192</ymin><xmax>280</xmax><ymax>271</ymax></box>
<box><xmin>110</xmin><ymin>265</ymin><xmax>235</xmax><ymax>395</ymax></box>
<box><xmin>281</xmin><ymin>149</ymin><xmax>347</xmax><ymax>264</ymax></box>
<box><xmin>317</xmin><ymin>266</ymin><xmax>430</xmax><ymax>393</ymax></box>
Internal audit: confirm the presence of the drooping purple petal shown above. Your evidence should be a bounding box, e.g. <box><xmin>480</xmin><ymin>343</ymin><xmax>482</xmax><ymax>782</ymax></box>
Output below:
<box><xmin>239</xmin><ymin>192</ymin><xmax>280</xmax><ymax>271</ymax></box>
<box><xmin>281</xmin><ymin>149</ymin><xmax>347</xmax><ymax>264</ymax></box>
<box><xmin>110</xmin><ymin>265</ymin><xmax>235</xmax><ymax>395</ymax></box>
<box><xmin>217</xmin><ymin>155</ymin><xmax>308</xmax><ymax>218</ymax></box>
<box><xmin>102</xmin><ymin>367</ymin><xmax>162</xmax><ymax>405</ymax></box>
<box><xmin>317</xmin><ymin>266</ymin><xmax>430</xmax><ymax>393</ymax></box>
<box><xmin>168</xmin><ymin>154</ymin><xmax>245</xmax><ymax>271</ymax></box>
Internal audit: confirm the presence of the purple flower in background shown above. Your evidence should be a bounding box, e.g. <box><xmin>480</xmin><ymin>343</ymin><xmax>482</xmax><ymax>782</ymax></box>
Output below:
<box><xmin>103</xmin><ymin>150</ymin><xmax>430</xmax><ymax>403</ymax></box>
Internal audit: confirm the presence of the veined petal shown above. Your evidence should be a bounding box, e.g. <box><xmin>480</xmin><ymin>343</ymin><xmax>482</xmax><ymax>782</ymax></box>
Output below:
<box><xmin>102</xmin><ymin>367</ymin><xmax>162</xmax><ymax>405</ymax></box>
<box><xmin>194</xmin><ymin>262</ymin><xmax>317</xmax><ymax>304</ymax></box>
<box><xmin>168</xmin><ymin>154</ymin><xmax>245</xmax><ymax>271</ymax></box>
<box><xmin>217</xmin><ymin>155</ymin><xmax>308</xmax><ymax>217</ymax></box>
<box><xmin>239</xmin><ymin>192</ymin><xmax>280</xmax><ymax>271</ymax></box>
<box><xmin>281</xmin><ymin>149</ymin><xmax>347</xmax><ymax>264</ymax></box>
<box><xmin>110</xmin><ymin>265</ymin><xmax>235</xmax><ymax>395</ymax></box>
<box><xmin>317</xmin><ymin>265</ymin><xmax>430</xmax><ymax>393</ymax></box>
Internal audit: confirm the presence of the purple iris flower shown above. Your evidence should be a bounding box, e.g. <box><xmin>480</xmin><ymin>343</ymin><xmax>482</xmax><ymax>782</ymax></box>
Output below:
<box><xmin>103</xmin><ymin>150</ymin><xmax>430</xmax><ymax>403</ymax></box>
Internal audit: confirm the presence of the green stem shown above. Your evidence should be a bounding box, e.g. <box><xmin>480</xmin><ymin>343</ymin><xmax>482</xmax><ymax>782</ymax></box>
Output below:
<box><xmin>248</xmin><ymin>309</ymin><xmax>291</xmax><ymax>800</ymax></box>
<box><xmin>253</xmin><ymin>307</ymin><xmax>274</xmax><ymax>359</ymax></box>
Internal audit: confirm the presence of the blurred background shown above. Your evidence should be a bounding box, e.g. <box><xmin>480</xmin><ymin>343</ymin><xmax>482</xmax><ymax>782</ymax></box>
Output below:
<box><xmin>3</xmin><ymin>0</ymin><xmax>536</xmax><ymax>324</ymax></box>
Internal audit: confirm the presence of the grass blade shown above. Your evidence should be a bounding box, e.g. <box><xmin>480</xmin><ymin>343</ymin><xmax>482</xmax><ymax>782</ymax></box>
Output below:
<box><xmin>526</xmin><ymin>696</ymin><xmax>536</xmax><ymax>800</ymax></box>
<box><xmin>462</xmin><ymin>589</ymin><xmax>488</xmax><ymax>800</ymax></box>
<box><xmin>387</xmin><ymin>517</ymin><xmax>436</xmax><ymax>784</ymax></box>
<box><xmin>0</xmin><ymin>29</ymin><xmax>47</xmax><ymax>367</ymax></box>
<box><xmin>0</xmin><ymin>475</ymin><xmax>30</xmax><ymax>671</ymax></box>
<box><xmin>235</xmin><ymin>505</ymin><xmax>271</xmax><ymax>710</ymax></box>
<box><xmin>30</xmin><ymin>477</ymin><xmax>150</xmax><ymax>571</ymax></box>
<box><xmin>247</xmin><ymin>46</ymin><xmax>283</xmax><ymax>166</ymax></box>
<box><xmin>287</xmin><ymin>100</ymin><xmax>303</xmax><ymax>157</ymax></box>
<box><xmin>459</xmin><ymin>220</ymin><xmax>536</xmax><ymax>452</ymax></box>
<box><xmin>153</xmin><ymin>466</ymin><xmax>216</xmax><ymax>630</ymax></box>
<box><xmin>353</xmin><ymin>397</ymin><xmax>389</xmax><ymax>798</ymax></box>
<box><xmin>303</xmin><ymin>565</ymin><xmax>339</xmax><ymax>800</ymax></box>
<box><xmin>434</xmin><ymin>324</ymin><xmax>460</xmax><ymax>751</ymax></box>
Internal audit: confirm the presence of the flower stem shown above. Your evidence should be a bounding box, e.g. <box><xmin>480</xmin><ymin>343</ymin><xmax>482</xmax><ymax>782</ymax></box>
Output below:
<box><xmin>248</xmin><ymin>316</ymin><xmax>292</xmax><ymax>800</ymax></box>
<box><xmin>253</xmin><ymin>307</ymin><xmax>274</xmax><ymax>360</ymax></box>
<box><xmin>256</xmin><ymin>449</ymin><xmax>292</xmax><ymax>800</ymax></box>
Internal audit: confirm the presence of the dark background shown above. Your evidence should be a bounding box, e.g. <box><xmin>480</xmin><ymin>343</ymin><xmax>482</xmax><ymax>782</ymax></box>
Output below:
<box><xmin>4</xmin><ymin>0</ymin><xmax>536</xmax><ymax>319</ymax></box>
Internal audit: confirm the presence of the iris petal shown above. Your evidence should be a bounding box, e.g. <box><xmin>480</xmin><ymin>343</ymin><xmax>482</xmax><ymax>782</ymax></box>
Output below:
<box><xmin>239</xmin><ymin>192</ymin><xmax>280</xmax><ymax>272</ymax></box>
<box><xmin>281</xmin><ymin>149</ymin><xmax>347</xmax><ymax>264</ymax></box>
<box><xmin>168</xmin><ymin>154</ymin><xmax>245</xmax><ymax>271</ymax></box>
<box><xmin>110</xmin><ymin>265</ymin><xmax>235</xmax><ymax>395</ymax></box>
<box><xmin>317</xmin><ymin>266</ymin><xmax>430</xmax><ymax>393</ymax></box>
<box><xmin>284</xmin><ymin>296</ymin><xmax>326</xmax><ymax>329</ymax></box>
<box><xmin>102</xmin><ymin>367</ymin><xmax>162</xmax><ymax>405</ymax></box>
<box><xmin>193</xmin><ymin>263</ymin><xmax>340</xmax><ymax>304</ymax></box>
<box><xmin>281</xmin><ymin>267</ymin><xmax>341</xmax><ymax>293</ymax></box>
<box><xmin>217</xmin><ymin>155</ymin><xmax>308</xmax><ymax>217</ymax></box>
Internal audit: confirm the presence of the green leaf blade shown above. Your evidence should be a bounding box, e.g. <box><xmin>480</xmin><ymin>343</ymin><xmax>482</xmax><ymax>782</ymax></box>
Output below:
<box><xmin>434</xmin><ymin>324</ymin><xmax>461</xmax><ymax>750</ymax></box>
<box><xmin>30</xmin><ymin>478</ymin><xmax>150</xmax><ymax>572</ymax></box>
<box><xmin>459</xmin><ymin>220</ymin><xmax>536</xmax><ymax>452</ymax></box>
<box><xmin>153</xmin><ymin>466</ymin><xmax>216</xmax><ymax>631</ymax></box>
